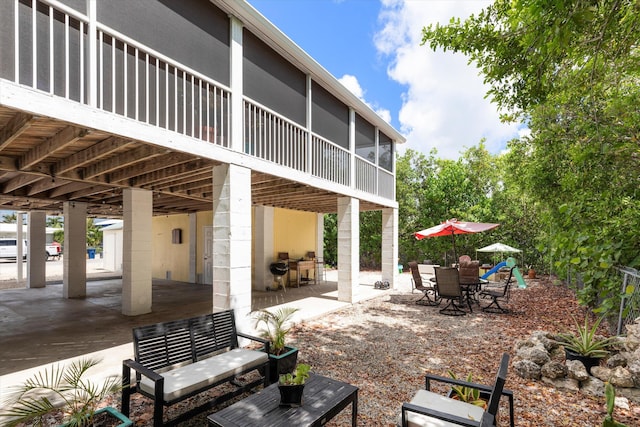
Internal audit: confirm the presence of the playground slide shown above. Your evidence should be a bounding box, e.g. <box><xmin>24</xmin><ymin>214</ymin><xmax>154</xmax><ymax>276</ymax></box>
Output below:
<box><xmin>480</xmin><ymin>261</ymin><xmax>506</xmax><ymax>280</ymax></box>
<box><xmin>481</xmin><ymin>258</ymin><xmax>527</xmax><ymax>288</ymax></box>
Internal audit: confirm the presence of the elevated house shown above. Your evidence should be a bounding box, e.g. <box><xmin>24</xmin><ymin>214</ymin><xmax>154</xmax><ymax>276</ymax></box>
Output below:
<box><xmin>0</xmin><ymin>0</ymin><xmax>404</xmax><ymax>329</ymax></box>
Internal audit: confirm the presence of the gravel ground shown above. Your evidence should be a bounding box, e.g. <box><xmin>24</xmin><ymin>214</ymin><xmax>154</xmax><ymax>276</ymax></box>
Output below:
<box><xmin>117</xmin><ymin>276</ymin><xmax>640</xmax><ymax>426</ymax></box>
<box><xmin>12</xmin><ymin>276</ymin><xmax>640</xmax><ymax>426</ymax></box>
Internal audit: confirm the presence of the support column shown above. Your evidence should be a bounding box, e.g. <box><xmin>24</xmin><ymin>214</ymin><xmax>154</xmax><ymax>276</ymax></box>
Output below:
<box><xmin>122</xmin><ymin>188</ymin><xmax>152</xmax><ymax>316</ymax></box>
<box><xmin>315</xmin><ymin>213</ymin><xmax>324</xmax><ymax>259</ymax></box>
<box><xmin>17</xmin><ymin>213</ymin><xmax>24</xmax><ymax>283</ymax></box>
<box><xmin>211</xmin><ymin>164</ymin><xmax>252</xmax><ymax>329</ymax></box>
<box><xmin>254</xmin><ymin>205</ymin><xmax>274</xmax><ymax>291</ymax></box>
<box><xmin>337</xmin><ymin>197</ymin><xmax>359</xmax><ymax>302</ymax></box>
<box><xmin>27</xmin><ymin>211</ymin><xmax>47</xmax><ymax>288</ymax></box>
<box><xmin>63</xmin><ymin>202</ymin><xmax>87</xmax><ymax>298</ymax></box>
<box><xmin>188</xmin><ymin>213</ymin><xmax>197</xmax><ymax>283</ymax></box>
<box><xmin>381</xmin><ymin>208</ymin><xmax>399</xmax><ymax>289</ymax></box>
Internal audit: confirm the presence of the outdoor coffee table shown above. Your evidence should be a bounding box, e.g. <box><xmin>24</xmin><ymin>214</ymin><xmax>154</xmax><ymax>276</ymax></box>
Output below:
<box><xmin>207</xmin><ymin>374</ymin><xmax>358</xmax><ymax>426</ymax></box>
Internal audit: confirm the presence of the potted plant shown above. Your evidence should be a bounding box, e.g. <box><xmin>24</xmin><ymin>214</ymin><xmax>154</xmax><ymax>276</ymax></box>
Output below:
<box><xmin>556</xmin><ymin>314</ymin><xmax>617</xmax><ymax>374</ymax></box>
<box><xmin>526</xmin><ymin>265</ymin><xmax>536</xmax><ymax>279</ymax></box>
<box><xmin>0</xmin><ymin>357</ymin><xmax>131</xmax><ymax>427</ymax></box>
<box><xmin>278</xmin><ymin>363</ymin><xmax>311</xmax><ymax>407</ymax></box>
<box><xmin>253</xmin><ymin>307</ymin><xmax>300</xmax><ymax>384</ymax></box>
<box><xmin>446</xmin><ymin>371</ymin><xmax>489</xmax><ymax>409</ymax></box>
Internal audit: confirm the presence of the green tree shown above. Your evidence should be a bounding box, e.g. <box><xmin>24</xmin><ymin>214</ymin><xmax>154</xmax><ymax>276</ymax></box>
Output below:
<box><xmin>421</xmin><ymin>0</ymin><xmax>640</xmax><ymax>312</ymax></box>
<box><xmin>1</xmin><ymin>212</ymin><xmax>17</xmax><ymax>223</ymax></box>
<box><xmin>86</xmin><ymin>218</ymin><xmax>102</xmax><ymax>248</ymax></box>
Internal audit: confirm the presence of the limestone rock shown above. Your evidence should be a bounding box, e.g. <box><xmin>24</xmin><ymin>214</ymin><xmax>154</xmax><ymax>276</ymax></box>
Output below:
<box><xmin>513</xmin><ymin>359</ymin><xmax>542</xmax><ymax>380</ymax></box>
<box><xmin>566</xmin><ymin>360</ymin><xmax>590</xmax><ymax>382</ymax></box>
<box><xmin>530</xmin><ymin>330</ymin><xmax>560</xmax><ymax>351</ymax></box>
<box><xmin>541</xmin><ymin>361</ymin><xmax>567</xmax><ymax>379</ymax></box>
<box><xmin>541</xmin><ymin>376</ymin><xmax>580</xmax><ymax>392</ymax></box>
<box><xmin>516</xmin><ymin>344</ymin><xmax>550</xmax><ymax>366</ymax></box>
<box><xmin>610</xmin><ymin>366</ymin><xmax>635</xmax><ymax>388</ymax></box>
<box><xmin>607</xmin><ymin>353</ymin><xmax>628</xmax><ymax>368</ymax></box>
<box><xmin>580</xmin><ymin>376</ymin><xmax>605</xmax><ymax>397</ymax></box>
<box><xmin>591</xmin><ymin>366</ymin><xmax>612</xmax><ymax>382</ymax></box>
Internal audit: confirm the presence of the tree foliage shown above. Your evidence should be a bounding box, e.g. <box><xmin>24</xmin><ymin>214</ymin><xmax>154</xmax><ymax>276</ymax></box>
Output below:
<box><xmin>421</xmin><ymin>0</ymin><xmax>640</xmax><ymax>312</ymax></box>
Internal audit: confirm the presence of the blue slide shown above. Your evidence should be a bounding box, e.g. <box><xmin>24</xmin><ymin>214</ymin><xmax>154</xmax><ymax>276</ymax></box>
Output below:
<box><xmin>480</xmin><ymin>261</ymin><xmax>506</xmax><ymax>280</ymax></box>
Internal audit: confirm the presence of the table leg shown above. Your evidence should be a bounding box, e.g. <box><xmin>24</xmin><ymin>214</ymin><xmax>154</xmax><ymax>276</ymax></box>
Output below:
<box><xmin>351</xmin><ymin>391</ymin><xmax>358</xmax><ymax>426</ymax></box>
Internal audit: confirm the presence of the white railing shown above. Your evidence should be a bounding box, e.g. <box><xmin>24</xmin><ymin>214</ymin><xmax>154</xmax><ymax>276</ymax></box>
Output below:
<box><xmin>95</xmin><ymin>26</ymin><xmax>231</xmax><ymax>147</ymax></box>
<box><xmin>310</xmin><ymin>135</ymin><xmax>350</xmax><ymax>187</ymax></box>
<box><xmin>378</xmin><ymin>168</ymin><xmax>395</xmax><ymax>199</ymax></box>
<box><xmin>243</xmin><ymin>100</ymin><xmax>307</xmax><ymax>172</ymax></box>
<box><xmin>355</xmin><ymin>156</ymin><xmax>377</xmax><ymax>194</ymax></box>
<box><xmin>9</xmin><ymin>0</ymin><xmax>395</xmax><ymax>201</ymax></box>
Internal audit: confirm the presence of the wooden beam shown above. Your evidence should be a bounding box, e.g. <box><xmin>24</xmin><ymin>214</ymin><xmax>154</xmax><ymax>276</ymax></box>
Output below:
<box><xmin>19</xmin><ymin>125</ymin><xmax>89</xmax><ymax>169</ymax></box>
<box><xmin>27</xmin><ymin>176</ymin><xmax>70</xmax><ymax>196</ymax></box>
<box><xmin>0</xmin><ymin>112</ymin><xmax>35</xmax><ymax>151</ymax></box>
<box><xmin>0</xmin><ymin>156</ymin><xmax>17</xmax><ymax>171</ymax></box>
<box><xmin>81</xmin><ymin>145</ymin><xmax>167</xmax><ymax>179</ymax></box>
<box><xmin>132</xmin><ymin>159</ymin><xmax>212</xmax><ymax>186</ymax></box>
<box><xmin>48</xmin><ymin>182</ymin><xmax>90</xmax><ymax>198</ymax></box>
<box><xmin>2</xmin><ymin>173</ymin><xmax>44</xmax><ymax>193</ymax></box>
<box><xmin>53</xmin><ymin>136</ymin><xmax>130</xmax><ymax>175</ymax></box>
<box><xmin>107</xmin><ymin>152</ymin><xmax>192</xmax><ymax>184</ymax></box>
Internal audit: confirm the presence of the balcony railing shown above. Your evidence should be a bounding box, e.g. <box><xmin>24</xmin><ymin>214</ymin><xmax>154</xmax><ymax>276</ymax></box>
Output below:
<box><xmin>6</xmin><ymin>0</ymin><xmax>395</xmax><ymax>202</ymax></box>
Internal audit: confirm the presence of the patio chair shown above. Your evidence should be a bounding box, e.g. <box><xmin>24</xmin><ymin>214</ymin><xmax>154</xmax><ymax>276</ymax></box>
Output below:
<box><xmin>479</xmin><ymin>267</ymin><xmax>515</xmax><ymax>313</ymax></box>
<box><xmin>434</xmin><ymin>267</ymin><xmax>468</xmax><ymax>316</ymax></box>
<box><xmin>400</xmin><ymin>353</ymin><xmax>514</xmax><ymax>427</ymax></box>
<box><xmin>409</xmin><ymin>261</ymin><xmax>439</xmax><ymax>306</ymax></box>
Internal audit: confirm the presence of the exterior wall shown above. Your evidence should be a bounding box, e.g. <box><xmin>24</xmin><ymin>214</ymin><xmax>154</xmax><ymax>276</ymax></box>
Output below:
<box><xmin>151</xmin><ymin>214</ymin><xmax>191</xmax><ymax>281</ymax></box>
<box><xmin>156</xmin><ymin>208</ymin><xmax>317</xmax><ymax>281</ymax></box>
<box><xmin>273</xmin><ymin>208</ymin><xmax>317</xmax><ymax>261</ymax></box>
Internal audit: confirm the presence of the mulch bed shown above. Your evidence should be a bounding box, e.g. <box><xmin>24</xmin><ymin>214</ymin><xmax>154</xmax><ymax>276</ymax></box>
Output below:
<box><xmin>19</xmin><ymin>276</ymin><xmax>640</xmax><ymax>426</ymax></box>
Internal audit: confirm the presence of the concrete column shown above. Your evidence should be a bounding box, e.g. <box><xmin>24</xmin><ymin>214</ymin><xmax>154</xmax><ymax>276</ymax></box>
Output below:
<box><xmin>253</xmin><ymin>205</ymin><xmax>274</xmax><ymax>291</ymax></box>
<box><xmin>229</xmin><ymin>16</ymin><xmax>243</xmax><ymax>153</ymax></box>
<box><xmin>315</xmin><ymin>213</ymin><xmax>324</xmax><ymax>259</ymax></box>
<box><xmin>188</xmin><ymin>213</ymin><xmax>197</xmax><ymax>283</ymax></box>
<box><xmin>63</xmin><ymin>201</ymin><xmax>87</xmax><ymax>298</ymax></box>
<box><xmin>381</xmin><ymin>208</ymin><xmax>399</xmax><ymax>289</ymax></box>
<box><xmin>17</xmin><ymin>213</ymin><xmax>24</xmax><ymax>282</ymax></box>
<box><xmin>211</xmin><ymin>164</ymin><xmax>252</xmax><ymax>329</ymax></box>
<box><xmin>27</xmin><ymin>211</ymin><xmax>47</xmax><ymax>288</ymax></box>
<box><xmin>337</xmin><ymin>197</ymin><xmax>359</xmax><ymax>302</ymax></box>
<box><xmin>122</xmin><ymin>188</ymin><xmax>152</xmax><ymax>316</ymax></box>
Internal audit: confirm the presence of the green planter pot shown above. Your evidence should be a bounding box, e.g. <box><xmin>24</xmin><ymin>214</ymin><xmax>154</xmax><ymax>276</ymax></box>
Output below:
<box><xmin>59</xmin><ymin>407</ymin><xmax>133</xmax><ymax>427</ymax></box>
<box><xmin>266</xmin><ymin>346</ymin><xmax>299</xmax><ymax>385</ymax></box>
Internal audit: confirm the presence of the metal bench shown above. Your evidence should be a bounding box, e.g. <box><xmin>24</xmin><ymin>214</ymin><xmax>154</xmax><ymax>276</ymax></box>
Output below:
<box><xmin>121</xmin><ymin>310</ymin><xmax>270</xmax><ymax>427</ymax></box>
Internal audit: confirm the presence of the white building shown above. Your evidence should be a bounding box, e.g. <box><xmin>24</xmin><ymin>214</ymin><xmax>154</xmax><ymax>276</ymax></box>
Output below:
<box><xmin>0</xmin><ymin>0</ymin><xmax>404</xmax><ymax>328</ymax></box>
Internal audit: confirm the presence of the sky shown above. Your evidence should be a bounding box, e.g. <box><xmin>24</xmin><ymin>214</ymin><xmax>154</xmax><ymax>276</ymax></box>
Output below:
<box><xmin>247</xmin><ymin>0</ymin><xmax>526</xmax><ymax>160</ymax></box>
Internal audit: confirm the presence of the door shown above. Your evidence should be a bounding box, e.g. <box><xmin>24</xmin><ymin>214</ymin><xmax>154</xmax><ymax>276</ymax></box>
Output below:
<box><xmin>203</xmin><ymin>226</ymin><xmax>213</xmax><ymax>285</ymax></box>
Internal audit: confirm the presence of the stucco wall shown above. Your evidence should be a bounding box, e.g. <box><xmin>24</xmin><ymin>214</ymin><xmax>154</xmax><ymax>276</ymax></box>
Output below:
<box><xmin>152</xmin><ymin>214</ymin><xmax>191</xmax><ymax>281</ymax></box>
<box><xmin>273</xmin><ymin>208</ymin><xmax>316</xmax><ymax>261</ymax></box>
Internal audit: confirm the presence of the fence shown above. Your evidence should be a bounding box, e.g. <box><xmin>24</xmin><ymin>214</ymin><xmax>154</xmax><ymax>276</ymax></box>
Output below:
<box><xmin>567</xmin><ymin>266</ymin><xmax>640</xmax><ymax>335</ymax></box>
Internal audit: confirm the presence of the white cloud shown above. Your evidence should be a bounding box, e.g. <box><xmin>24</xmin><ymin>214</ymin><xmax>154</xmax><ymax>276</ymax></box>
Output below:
<box><xmin>339</xmin><ymin>74</ymin><xmax>392</xmax><ymax>123</ymax></box>
<box><xmin>375</xmin><ymin>0</ymin><xmax>522</xmax><ymax>159</ymax></box>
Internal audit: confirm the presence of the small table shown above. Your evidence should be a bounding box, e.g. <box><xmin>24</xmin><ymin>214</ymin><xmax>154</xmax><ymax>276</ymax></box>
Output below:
<box><xmin>289</xmin><ymin>260</ymin><xmax>316</xmax><ymax>287</ymax></box>
<box><xmin>208</xmin><ymin>374</ymin><xmax>358</xmax><ymax>426</ymax></box>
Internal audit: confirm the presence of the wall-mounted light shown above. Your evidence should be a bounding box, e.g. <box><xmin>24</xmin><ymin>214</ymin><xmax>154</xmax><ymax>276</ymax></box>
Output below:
<box><xmin>171</xmin><ymin>228</ymin><xmax>182</xmax><ymax>244</ymax></box>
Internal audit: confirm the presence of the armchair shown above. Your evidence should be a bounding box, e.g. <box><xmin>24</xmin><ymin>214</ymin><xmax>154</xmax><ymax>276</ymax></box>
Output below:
<box><xmin>401</xmin><ymin>353</ymin><xmax>514</xmax><ymax>427</ymax></box>
<box><xmin>434</xmin><ymin>267</ymin><xmax>468</xmax><ymax>315</ymax></box>
<box><xmin>479</xmin><ymin>267</ymin><xmax>515</xmax><ymax>313</ymax></box>
<box><xmin>409</xmin><ymin>261</ymin><xmax>439</xmax><ymax>306</ymax></box>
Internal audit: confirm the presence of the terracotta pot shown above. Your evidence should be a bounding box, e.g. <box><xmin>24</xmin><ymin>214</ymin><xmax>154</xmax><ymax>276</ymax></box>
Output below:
<box><xmin>528</xmin><ymin>269</ymin><xmax>536</xmax><ymax>279</ymax></box>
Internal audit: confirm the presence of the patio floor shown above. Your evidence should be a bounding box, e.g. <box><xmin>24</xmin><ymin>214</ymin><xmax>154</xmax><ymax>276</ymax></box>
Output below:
<box><xmin>0</xmin><ymin>270</ymin><xmax>410</xmax><ymax>390</ymax></box>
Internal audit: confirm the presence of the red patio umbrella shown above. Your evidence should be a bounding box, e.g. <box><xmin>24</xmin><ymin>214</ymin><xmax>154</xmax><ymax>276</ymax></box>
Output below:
<box><xmin>414</xmin><ymin>218</ymin><xmax>500</xmax><ymax>264</ymax></box>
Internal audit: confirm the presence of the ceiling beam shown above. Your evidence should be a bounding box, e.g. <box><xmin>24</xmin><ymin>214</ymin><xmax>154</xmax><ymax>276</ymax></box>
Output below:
<box><xmin>19</xmin><ymin>125</ymin><xmax>89</xmax><ymax>169</ymax></box>
<box><xmin>53</xmin><ymin>136</ymin><xmax>130</xmax><ymax>175</ymax></box>
<box><xmin>0</xmin><ymin>112</ymin><xmax>35</xmax><ymax>151</ymax></box>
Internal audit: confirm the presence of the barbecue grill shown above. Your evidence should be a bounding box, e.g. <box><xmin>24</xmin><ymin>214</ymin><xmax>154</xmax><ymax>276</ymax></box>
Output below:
<box><xmin>269</xmin><ymin>261</ymin><xmax>289</xmax><ymax>290</ymax></box>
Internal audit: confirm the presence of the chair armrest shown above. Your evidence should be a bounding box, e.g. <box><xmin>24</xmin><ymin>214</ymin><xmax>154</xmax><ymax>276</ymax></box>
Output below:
<box><xmin>123</xmin><ymin>358</ymin><xmax>163</xmax><ymax>382</ymax></box>
<box><xmin>401</xmin><ymin>402</ymin><xmax>487</xmax><ymax>427</ymax></box>
<box><xmin>237</xmin><ymin>332</ymin><xmax>271</xmax><ymax>354</ymax></box>
<box><xmin>425</xmin><ymin>374</ymin><xmax>514</xmax><ymax>399</ymax></box>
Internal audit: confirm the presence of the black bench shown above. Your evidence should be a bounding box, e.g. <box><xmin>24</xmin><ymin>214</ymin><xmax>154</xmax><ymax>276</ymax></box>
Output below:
<box><xmin>121</xmin><ymin>309</ymin><xmax>270</xmax><ymax>427</ymax></box>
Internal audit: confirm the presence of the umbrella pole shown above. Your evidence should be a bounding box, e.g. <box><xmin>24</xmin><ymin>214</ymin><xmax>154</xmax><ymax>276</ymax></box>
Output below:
<box><xmin>451</xmin><ymin>233</ymin><xmax>457</xmax><ymax>267</ymax></box>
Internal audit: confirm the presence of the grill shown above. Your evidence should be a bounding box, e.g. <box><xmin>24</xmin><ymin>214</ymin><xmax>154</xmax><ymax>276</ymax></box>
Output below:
<box><xmin>269</xmin><ymin>262</ymin><xmax>289</xmax><ymax>291</ymax></box>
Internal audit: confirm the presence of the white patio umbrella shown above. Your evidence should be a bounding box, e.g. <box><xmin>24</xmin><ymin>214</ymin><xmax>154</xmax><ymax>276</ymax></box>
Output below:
<box><xmin>476</xmin><ymin>242</ymin><xmax>523</xmax><ymax>265</ymax></box>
